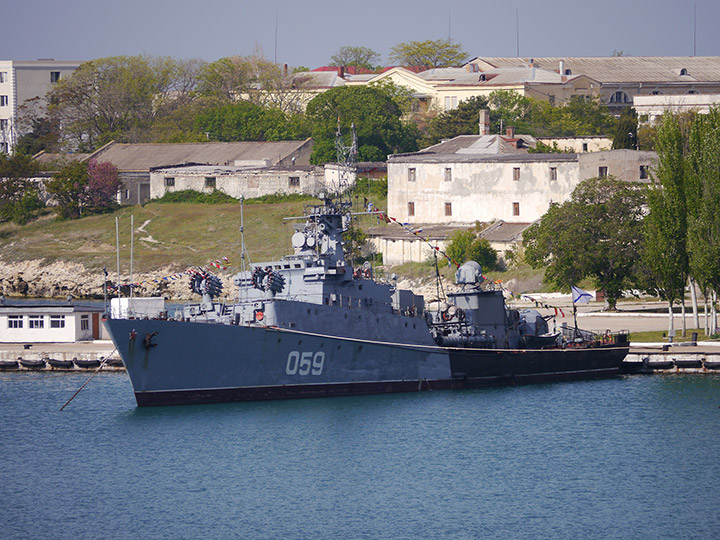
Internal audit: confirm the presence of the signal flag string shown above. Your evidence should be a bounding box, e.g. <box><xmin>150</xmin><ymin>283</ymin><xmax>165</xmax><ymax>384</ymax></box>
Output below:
<box><xmin>107</xmin><ymin>257</ymin><xmax>231</xmax><ymax>293</ymax></box>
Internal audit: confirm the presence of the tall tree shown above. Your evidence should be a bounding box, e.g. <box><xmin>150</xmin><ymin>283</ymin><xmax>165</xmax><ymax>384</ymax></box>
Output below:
<box><xmin>524</xmin><ymin>176</ymin><xmax>647</xmax><ymax>310</ymax></box>
<box><xmin>330</xmin><ymin>46</ymin><xmax>380</xmax><ymax>70</ymax></box>
<box><xmin>388</xmin><ymin>39</ymin><xmax>467</xmax><ymax>68</ymax></box>
<box><xmin>194</xmin><ymin>101</ymin><xmax>309</xmax><ymax>142</ymax></box>
<box><xmin>305</xmin><ymin>86</ymin><xmax>418</xmax><ymax>164</ymax></box>
<box><xmin>612</xmin><ymin>107</ymin><xmax>638</xmax><ymax>149</ymax></box>
<box><xmin>45</xmin><ymin>159</ymin><xmax>120</xmax><ymax>219</ymax></box>
<box><xmin>641</xmin><ymin>112</ymin><xmax>689</xmax><ymax>333</ymax></box>
<box><xmin>421</xmin><ymin>95</ymin><xmax>490</xmax><ymax>147</ymax></box>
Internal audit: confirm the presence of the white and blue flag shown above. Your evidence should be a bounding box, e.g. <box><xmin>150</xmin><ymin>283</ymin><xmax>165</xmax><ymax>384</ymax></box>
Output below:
<box><xmin>571</xmin><ymin>285</ymin><xmax>593</xmax><ymax>304</ymax></box>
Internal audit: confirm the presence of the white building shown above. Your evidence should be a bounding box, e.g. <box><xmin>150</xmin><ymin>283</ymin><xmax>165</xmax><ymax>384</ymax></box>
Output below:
<box><xmin>387</xmin><ymin>140</ymin><xmax>656</xmax><ymax>225</ymax></box>
<box><xmin>0</xmin><ymin>59</ymin><xmax>83</xmax><ymax>153</ymax></box>
<box><xmin>0</xmin><ymin>303</ymin><xmax>104</xmax><ymax>343</ymax></box>
<box><xmin>633</xmin><ymin>94</ymin><xmax>720</xmax><ymax>124</ymax></box>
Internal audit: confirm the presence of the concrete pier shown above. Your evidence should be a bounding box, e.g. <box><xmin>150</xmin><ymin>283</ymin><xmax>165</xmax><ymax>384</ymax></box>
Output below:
<box><xmin>0</xmin><ymin>340</ymin><xmax>122</xmax><ymax>371</ymax></box>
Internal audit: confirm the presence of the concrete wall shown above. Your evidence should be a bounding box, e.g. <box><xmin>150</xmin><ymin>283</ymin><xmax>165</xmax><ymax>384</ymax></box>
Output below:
<box><xmin>369</xmin><ymin>237</ymin><xmax>451</xmax><ymax>266</ymax></box>
<box><xmin>634</xmin><ymin>94</ymin><xmax>720</xmax><ymax>124</ymax></box>
<box><xmin>578</xmin><ymin>150</ymin><xmax>656</xmax><ymax>183</ymax></box>
<box><xmin>536</xmin><ymin>137</ymin><xmax>612</xmax><ymax>153</ymax></box>
<box><xmin>150</xmin><ymin>167</ymin><xmax>325</xmax><ymax>200</ymax></box>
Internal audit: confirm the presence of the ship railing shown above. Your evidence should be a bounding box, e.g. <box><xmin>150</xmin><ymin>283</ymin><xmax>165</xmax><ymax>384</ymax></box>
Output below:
<box><xmin>559</xmin><ymin>326</ymin><xmax>630</xmax><ymax>345</ymax></box>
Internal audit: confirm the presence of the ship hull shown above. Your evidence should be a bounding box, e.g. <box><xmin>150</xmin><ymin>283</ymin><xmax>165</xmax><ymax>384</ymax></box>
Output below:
<box><xmin>104</xmin><ymin>318</ymin><xmax>629</xmax><ymax>407</ymax></box>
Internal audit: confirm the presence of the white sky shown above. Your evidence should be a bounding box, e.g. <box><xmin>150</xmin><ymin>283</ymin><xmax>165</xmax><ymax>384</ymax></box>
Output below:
<box><xmin>3</xmin><ymin>0</ymin><xmax>718</xmax><ymax>68</ymax></box>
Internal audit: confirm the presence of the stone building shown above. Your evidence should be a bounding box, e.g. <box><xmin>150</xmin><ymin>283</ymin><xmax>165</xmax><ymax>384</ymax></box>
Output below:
<box><xmin>387</xmin><ymin>145</ymin><xmax>656</xmax><ymax>225</ymax></box>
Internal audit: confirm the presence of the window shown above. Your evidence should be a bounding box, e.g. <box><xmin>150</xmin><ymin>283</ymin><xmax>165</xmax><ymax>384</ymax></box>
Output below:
<box><xmin>444</xmin><ymin>202</ymin><xmax>452</xmax><ymax>216</ymax></box>
<box><xmin>28</xmin><ymin>316</ymin><xmax>44</xmax><ymax>329</ymax></box>
<box><xmin>679</xmin><ymin>68</ymin><xmax>688</xmax><ymax>76</ymax></box>
<box><xmin>81</xmin><ymin>315</ymin><xmax>89</xmax><ymax>331</ymax></box>
<box><xmin>549</xmin><ymin>167</ymin><xmax>557</xmax><ymax>181</ymax></box>
<box><xmin>564</xmin><ymin>68</ymin><xmax>572</xmax><ymax>76</ymax></box>
<box><xmin>444</xmin><ymin>96</ymin><xmax>458</xmax><ymax>110</ymax></box>
<box><xmin>50</xmin><ymin>71</ymin><xmax>61</xmax><ymax>83</ymax></box>
<box><xmin>407</xmin><ymin>202</ymin><xmax>415</xmax><ymax>217</ymax></box>
<box><xmin>513</xmin><ymin>202</ymin><xmax>520</xmax><ymax>216</ymax></box>
<box><xmin>8</xmin><ymin>316</ymin><xmax>22</xmax><ymax>329</ymax></box>
<box><xmin>289</xmin><ymin>176</ymin><xmax>300</xmax><ymax>187</ymax></box>
<box><xmin>0</xmin><ymin>119</ymin><xmax>7</xmax><ymax>131</ymax></box>
<box><xmin>0</xmin><ymin>72</ymin><xmax>6</xmax><ymax>83</ymax></box>
<box><xmin>408</xmin><ymin>168</ymin><xmax>416</xmax><ymax>182</ymax></box>
<box><xmin>598</xmin><ymin>166</ymin><xmax>608</xmax><ymax>178</ymax></box>
<box><xmin>124</xmin><ymin>189</ymin><xmax>130</xmax><ymax>200</ymax></box>
<box><xmin>610</xmin><ymin>91</ymin><xmax>630</xmax><ymax>104</ymax></box>
<box><xmin>582</xmin><ymin>142</ymin><xmax>589</xmax><ymax>152</ymax></box>
<box><xmin>0</xmin><ymin>95</ymin><xmax>8</xmax><ymax>106</ymax></box>
<box><xmin>444</xmin><ymin>168</ymin><xmax>452</xmax><ymax>182</ymax></box>
<box><xmin>513</xmin><ymin>167</ymin><xmax>520</xmax><ymax>181</ymax></box>
<box><xmin>639</xmin><ymin>165</ymin><xmax>649</xmax><ymax>180</ymax></box>
<box><xmin>164</xmin><ymin>177</ymin><xmax>175</xmax><ymax>187</ymax></box>
<box><xmin>204</xmin><ymin>177</ymin><xmax>216</xmax><ymax>188</ymax></box>
<box><xmin>50</xmin><ymin>315</ymin><xmax>65</xmax><ymax>329</ymax></box>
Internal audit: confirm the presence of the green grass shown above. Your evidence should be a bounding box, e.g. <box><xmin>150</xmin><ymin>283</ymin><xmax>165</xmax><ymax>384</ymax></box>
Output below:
<box><xmin>0</xmin><ymin>200</ymin><xmax>318</xmax><ymax>272</ymax></box>
<box><xmin>629</xmin><ymin>329</ymin><xmax>719</xmax><ymax>343</ymax></box>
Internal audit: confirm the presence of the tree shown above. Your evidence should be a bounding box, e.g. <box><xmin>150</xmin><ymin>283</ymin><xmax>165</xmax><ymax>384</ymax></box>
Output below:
<box><xmin>45</xmin><ymin>159</ymin><xmax>119</xmax><ymax>219</ymax></box>
<box><xmin>48</xmin><ymin>55</ymin><xmax>195</xmax><ymax>151</ymax></box>
<box><xmin>305</xmin><ymin>86</ymin><xmax>418</xmax><ymax>164</ymax></box>
<box><xmin>389</xmin><ymin>39</ymin><xmax>467</xmax><ymax>68</ymax></box>
<box><xmin>612</xmin><ymin>107</ymin><xmax>638</xmax><ymax>149</ymax></box>
<box><xmin>641</xmin><ymin>112</ymin><xmax>689</xmax><ymax>333</ymax></box>
<box><xmin>330</xmin><ymin>46</ymin><xmax>380</xmax><ymax>70</ymax></box>
<box><xmin>0</xmin><ymin>152</ymin><xmax>42</xmax><ymax>224</ymax></box>
<box><xmin>685</xmin><ymin>108</ymin><xmax>720</xmax><ymax>332</ymax></box>
<box><xmin>445</xmin><ymin>229</ymin><xmax>498</xmax><ymax>270</ymax></box>
<box><xmin>523</xmin><ymin>176</ymin><xmax>647</xmax><ymax>310</ymax></box>
<box><xmin>194</xmin><ymin>101</ymin><xmax>309</xmax><ymax>142</ymax></box>
<box><xmin>421</xmin><ymin>96</ymin><xmax>490</xmax><ymax>147</ymax></box>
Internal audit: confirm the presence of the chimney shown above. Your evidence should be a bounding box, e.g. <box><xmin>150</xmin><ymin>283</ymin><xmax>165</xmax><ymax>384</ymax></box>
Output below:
<box><xmin>338</xmin><ymin>66</ymin><xmax>345</xmax><ymax>78</ymax></box>
<box><xmin>506</xmin><ymin>127</ymin><xmax>515</xmax><ymax>138</ymax></box>
<box><xmin>283</xmin><ymin>63</ymin><xmax>288</xmax><ymax>76</ymax></box>
<box><xmin>479</xmin><ymin>109</ymin><xmax>490</xmax><ymax>136</ymax></box>
<box><xmin>559</xmin><ymin>59</ymin><xmax>564</xmax><ymax>75</ymax></box>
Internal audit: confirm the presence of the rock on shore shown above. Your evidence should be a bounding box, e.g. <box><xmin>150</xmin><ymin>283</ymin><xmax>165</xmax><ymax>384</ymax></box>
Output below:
<box><xmin>0</xmin><ymin>259</ymin><xmax>238</xmax><ymax>301</ymax></box>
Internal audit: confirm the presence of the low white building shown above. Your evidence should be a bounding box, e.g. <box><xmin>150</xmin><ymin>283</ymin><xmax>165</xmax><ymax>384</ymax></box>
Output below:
<box><xmin>0</xmin><ymin>303</ymin><xmax>104</xmax><ymax>343</ymax></box>
<box><xmin>150</xmin><ymin>164</ymin><xmax>356</xmax><ymax>200</ymax></box>
<box><xmin>633</xmin><ymin>94</ymin><xmax>720</xmax><ymax>124</ymax></box>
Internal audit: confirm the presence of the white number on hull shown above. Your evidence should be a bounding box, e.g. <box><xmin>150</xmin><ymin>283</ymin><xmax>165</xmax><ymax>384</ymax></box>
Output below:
<box><xmin>286</xmin><ymin>351</ymin><xmax>325</xmax><ymax>376</ymax></box>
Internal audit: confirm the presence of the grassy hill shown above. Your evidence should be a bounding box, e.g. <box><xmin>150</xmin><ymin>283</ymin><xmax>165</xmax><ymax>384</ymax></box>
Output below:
<box><xmin>0</xmin><ymin>200</ymin><xmax>322</xmax><ymax>273</ymax></box>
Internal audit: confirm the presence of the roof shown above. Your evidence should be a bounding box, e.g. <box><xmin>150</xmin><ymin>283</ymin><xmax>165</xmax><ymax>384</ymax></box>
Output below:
<box><xmin>478</xmin><ymin>221</ymin><xmax>533</xmax><ymax>243</ymax></box>
<box><xmin>366</xmin><ymin>223</ymin><xmax>468</xmax><ymax>240</ymax></box>
<box><xmin>0</xmin><ymin>302</ymin><xmax>104</xmax><ymax>313</ymax></box>
<box><xmin>473</xmin><ymin>56</ymin><xmax>720</xmax><ymax>84</ymax></box>
<box><xmin>151</xmin><ymin>164</ymin><xmax>319</xmax><ymax>175</ymax></box>
<box><xmin>87</xmin><ymin>140</ymin><xmax>313</xmax><ymax>171</ymax></box>
<box><xmin>421</xmin><ymin>135</ymin><xmax>535</xmax><ymax>155</ymax></box>
<box><xmin>389</xmin><ymin>150</ymin><xmax>579</xmax><ymax>164</ymax></box>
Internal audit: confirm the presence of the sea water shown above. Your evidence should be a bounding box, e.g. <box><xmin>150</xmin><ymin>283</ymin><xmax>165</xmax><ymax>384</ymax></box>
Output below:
<box><xmin>1</xmin><ymin>372</ymin><xmax>719</xmax><ymax>540</ymax></box>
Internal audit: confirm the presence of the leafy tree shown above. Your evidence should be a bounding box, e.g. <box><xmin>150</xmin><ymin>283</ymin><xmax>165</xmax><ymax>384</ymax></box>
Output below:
<box><xmin>305</xmin><ymin>86</ymin><xmax>418</xmax><ymax>164</ymax></box>
<box><xmin>194</xmin><ymin>101</ymin><xmax>309</xmax><ymax>142</ymax></box>
<box><xmin>389</xmin><ymin>39</ymin><xmax>467</xmax><ymax>68</ymax></box>
<box><xmin>48</xmin><ymin>55</ymin><xmax>195</xmax><ymax>151</ymax></box>
<box><xmin>421</xmin><ymin>96</ymin><xmax>490</xmax><ymax>147</ymax></box>
<box><xmin>45</xmin><ymin>161</ymin><xmax>89</xmax><ymax>219</ymax></box>
<box><xmin>641</xmin><ymin>112</ymin><xmax>689</xmax><ymax>332</ymax></box>
<box><xmin>45</xmin><ymin>159</ymin><xmax>119</xmax><ymax>219</ymax></box>
<box><xmin>87</xmin><ymin>159</ymin><xmax>121</xmax><ymax>209</ymax></box>
<box><xmin>445</xmin><ymin>230</ymin><xmax>498</xmax><ymax>270</ymax></box>
<box><xmin>523</xmin><ymin>176</ymin><xmax>647</xmax><ymax>310</ymax></box>
<box><xmin>686</xmin><ymin>108</ymin><xmax>720</xmax><ymax>298</ymax></box>
<box><xmin>197</xmin><ymin>51</ymin><xmax>309</xmax><ymax>114</ymax></box>
<box><xmin>612</xmin><ymin>107</ymin><xmax>638</xmax><ymax>149</ymax></box>
<box><xmin>15</xmin><ymin>96</ymin><xmax>61</xmax><ymax>155</ymax></box>
<box><xmin>330</xmin><ymin>46</ymin><xmax>380</xmax><ymax>70</ymax></box>
<box><xmin>0</xmin><ymin>152</ymin><xmax>43</xmax><ymax>224</ymax></box>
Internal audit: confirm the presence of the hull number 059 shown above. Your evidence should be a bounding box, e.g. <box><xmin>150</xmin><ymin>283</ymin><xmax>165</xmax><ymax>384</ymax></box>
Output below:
<box><xmin>286</xmin><ymin>351</ymin><xmax>325</xmax><ymax>376</ymax></box>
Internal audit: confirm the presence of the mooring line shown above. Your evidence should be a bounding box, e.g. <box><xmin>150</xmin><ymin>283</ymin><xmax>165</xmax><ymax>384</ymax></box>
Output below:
<box><xmin>59</xmin><ymin>348</ymin><xmax>117</xmax><ymax>411</ymax></box>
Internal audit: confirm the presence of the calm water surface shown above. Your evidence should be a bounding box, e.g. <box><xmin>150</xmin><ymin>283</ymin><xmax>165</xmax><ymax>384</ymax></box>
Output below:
<box><xmin>1</xmin><ymin>372</ymin><xmax>719</xmax><ymax>540</ymax></box>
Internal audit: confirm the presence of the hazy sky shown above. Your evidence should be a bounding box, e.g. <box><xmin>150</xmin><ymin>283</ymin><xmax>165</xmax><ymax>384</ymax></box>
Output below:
<box><xmin>3</xmin><ymin>0</ymin><xmax>718</xmax><ymax>67</ymax></box>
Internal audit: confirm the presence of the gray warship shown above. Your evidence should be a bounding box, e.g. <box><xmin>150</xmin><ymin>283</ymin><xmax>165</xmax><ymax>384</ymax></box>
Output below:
<box><xmin>103</xmin><ymin>195</ymin><xmax>629</xmax><ymax>406</ymax></box>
